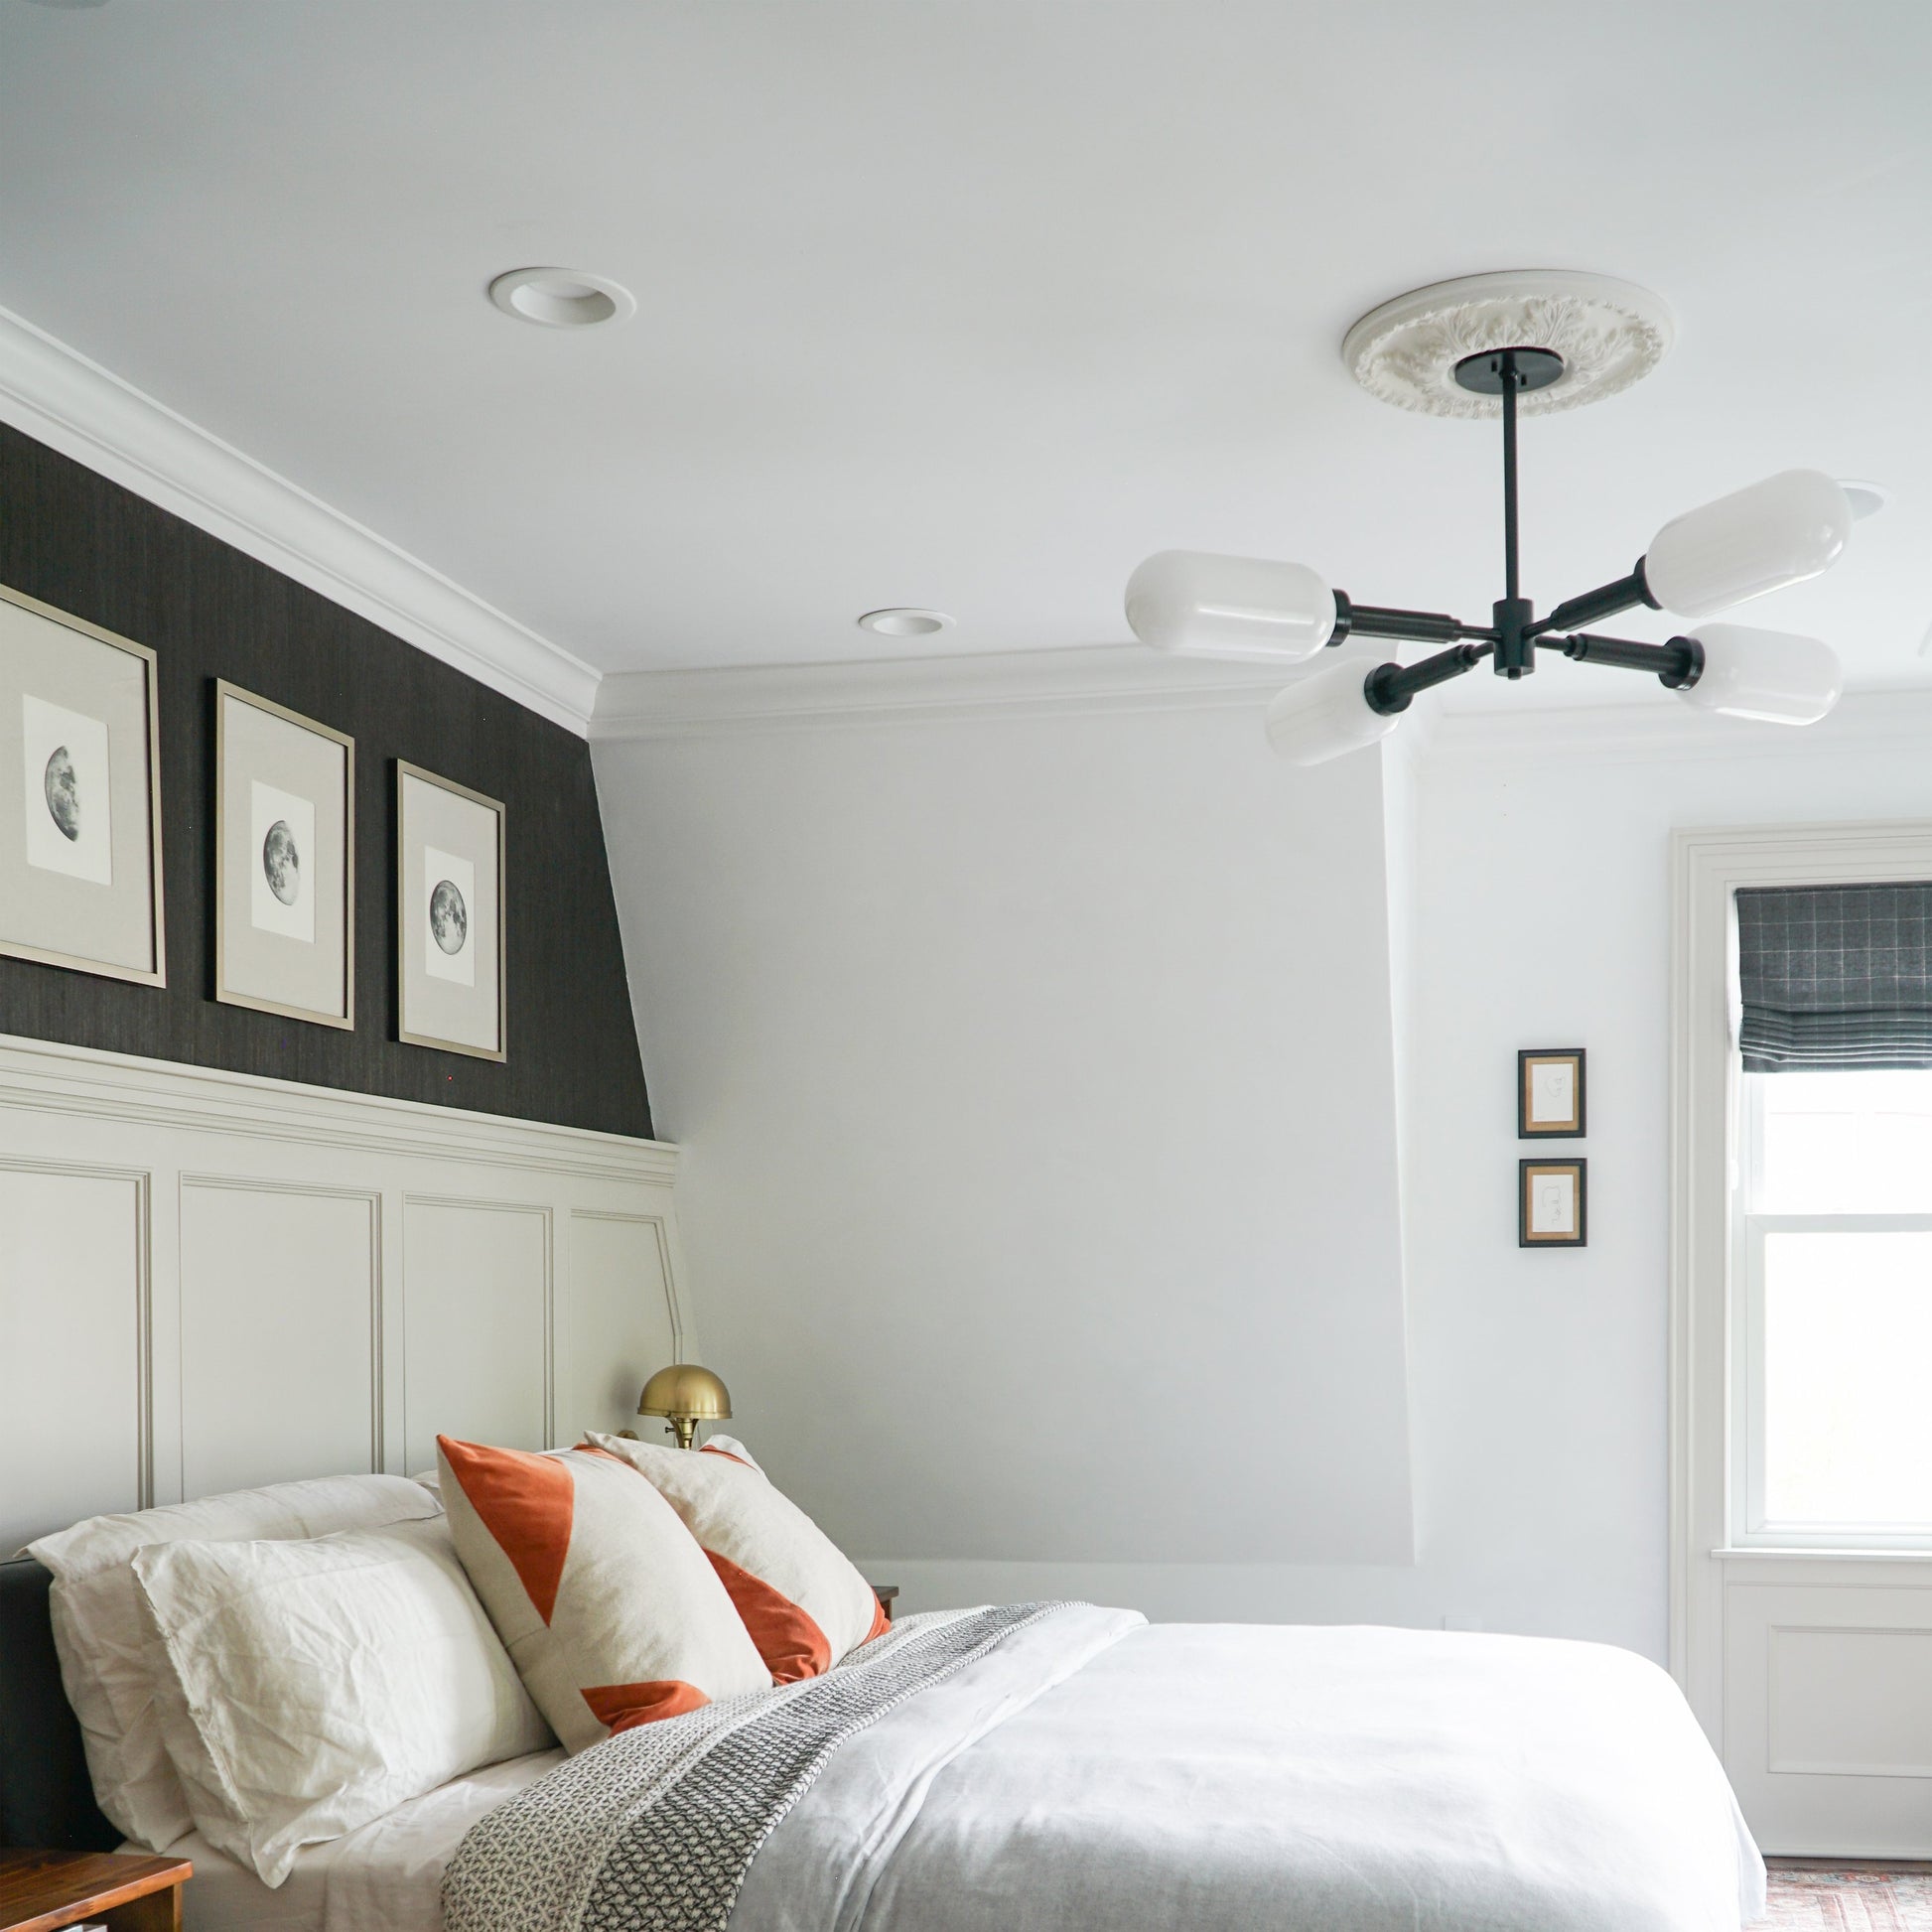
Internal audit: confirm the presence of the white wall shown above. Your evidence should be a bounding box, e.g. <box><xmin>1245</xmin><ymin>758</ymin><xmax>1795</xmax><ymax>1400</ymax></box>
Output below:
<box><xmin>595</xmin><ymin>703</ymin><xmax>1417</xmax><ymax>1596</ymax></box>
<box><xmin>1396</xmin><ymin>704</ymin><xmax>1932</xmax><ymax>1661</ymax></box>
<box><xmin>597</xmin><ymin>686</ymin><xmax>1932</xmax><ymax>1655</ymax></box>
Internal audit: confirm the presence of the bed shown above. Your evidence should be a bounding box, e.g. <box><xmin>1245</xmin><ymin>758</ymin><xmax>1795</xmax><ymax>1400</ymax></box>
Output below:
<box><xmin>2</xmin><ymin>1556</ymin><xmax>1764</xmax><ymax>1932</ymax></box>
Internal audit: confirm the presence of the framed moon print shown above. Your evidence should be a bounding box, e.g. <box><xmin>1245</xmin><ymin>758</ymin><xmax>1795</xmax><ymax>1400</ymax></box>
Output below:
<box><xmin>396</xmin><ymin>760</ymin><xmax>505</xmax><ymax>1061</ymax></box>
<box><xmin>214</xmin><ymin>681</ymin><xmax>354</xmax><ymax>1028</ymax></box>
<box><xmin>1519</xmin><ymin>1159</ymin><xmax>1587</xmax><ymax>1248</ymax></box>
<box><xmin>0</xmin><ymin>582</ymin><xmax>166</xmax><ymax>986</ymax></box>
<box><xmin>1518</xmin><ymin>1047</ymin><xmax>1586</xmax><ymax>1137</ymax></box>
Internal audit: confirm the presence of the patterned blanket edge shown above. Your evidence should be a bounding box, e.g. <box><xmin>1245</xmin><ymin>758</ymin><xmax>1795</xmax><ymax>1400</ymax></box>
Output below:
<box><xmin>443</xmin><ymin>1601</ymin><xmax>1082</xmax><ymax>1932</ymax></box>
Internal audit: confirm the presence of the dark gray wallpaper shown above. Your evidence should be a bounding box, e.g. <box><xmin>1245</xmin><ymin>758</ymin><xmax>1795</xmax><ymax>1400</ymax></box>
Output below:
<box><xmin>0</xmin><ymin>421</ymin><xmax>652</xmax><ymax>1139</ymax></box>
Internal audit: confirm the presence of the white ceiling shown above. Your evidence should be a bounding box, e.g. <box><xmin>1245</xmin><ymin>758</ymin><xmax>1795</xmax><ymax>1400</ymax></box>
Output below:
<box><xmin>3</xmin><ymin>1</ymin><xmax>1929</xmax><ymax>706</ymax></box>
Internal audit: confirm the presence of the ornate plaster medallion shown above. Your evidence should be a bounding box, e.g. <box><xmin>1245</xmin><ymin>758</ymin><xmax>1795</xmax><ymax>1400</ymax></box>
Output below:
<box><xmin>1341</xmin><ymin>270</ymin><xmax>1675</xmax><ymax>420</ymax></box>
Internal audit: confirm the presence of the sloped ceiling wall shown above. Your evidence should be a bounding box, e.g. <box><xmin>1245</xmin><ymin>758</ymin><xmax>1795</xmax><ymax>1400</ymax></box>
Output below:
<box><xmin>596</xmin><ymin>704</ymin><xmax>1416</xmax><ymax>1573</ymax></box>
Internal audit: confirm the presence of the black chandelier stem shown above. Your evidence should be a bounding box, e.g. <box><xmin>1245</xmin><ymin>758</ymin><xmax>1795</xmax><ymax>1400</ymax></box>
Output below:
<box><xmin>1500</xmin><ymin>351</ymin><xmax>1521</xmax><ymax>607</ymax></box>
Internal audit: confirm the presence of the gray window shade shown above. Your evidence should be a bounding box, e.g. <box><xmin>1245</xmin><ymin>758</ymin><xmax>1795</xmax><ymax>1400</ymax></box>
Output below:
<box><xmin>1737</xmin><ymin>883</ymin><xmax>1932</xmax><ymax>1071</ymax></box>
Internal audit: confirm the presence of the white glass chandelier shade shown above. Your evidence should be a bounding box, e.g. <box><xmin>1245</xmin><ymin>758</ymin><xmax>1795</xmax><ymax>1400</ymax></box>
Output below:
<box><xmin>1125</xmin><ymin>551</ymin><xmax>1336</xmax><ymax>661</ymax></box>
<box><xmin>1263</xmin><ymin>663</ymin><xmax>1400</xmax><ymax>765</ymax></box>
<box><xmin>1674</xmin><ymin>623</ymin><xmax>1842</xmax><ymax>726</ymax></box>
<box><xmin>1643</xmin><ymin>470</ymin><xmax>1853</xmax><ymax>621</ymax></box>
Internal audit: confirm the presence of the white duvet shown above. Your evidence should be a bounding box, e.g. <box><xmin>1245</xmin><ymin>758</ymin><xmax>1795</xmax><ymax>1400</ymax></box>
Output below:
<box><xmin>173</xmin><ymin>1610</ymin><xmax>1765</xmax><ymax>1932</ymax></box>
<box><xmin>733</xmin><ymin>1612</ymin><xmax>1766</xmax><ymax>1932</ymax></box>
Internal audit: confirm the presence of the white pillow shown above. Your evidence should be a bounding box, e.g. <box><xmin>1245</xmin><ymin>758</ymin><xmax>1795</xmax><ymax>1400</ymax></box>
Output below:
<box><xmin>134</xmin><ymin>1517</ymin><xmax>553</xmax><ymax>1887</ymax></box>
<box><xmin>588</xmin><ymin>1433</ymin><xmax>884</xmax><ymax>1681</ymax></box>
<box><xmin>27</xmin><ymin>1473</ymin><xmax>440</xmax><ymax>1850</ymax></box>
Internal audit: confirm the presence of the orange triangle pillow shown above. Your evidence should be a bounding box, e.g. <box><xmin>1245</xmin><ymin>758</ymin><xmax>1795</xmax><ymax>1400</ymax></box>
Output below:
<box><xmin>587</xmin><ymin>1434</ymin><xmax>888</xmax><ymax>1683</ymax></box>
<box><xmin>437</xmin><ymin>1437</ymin><xmax>768</xmax><ymax>1751</ymax></box>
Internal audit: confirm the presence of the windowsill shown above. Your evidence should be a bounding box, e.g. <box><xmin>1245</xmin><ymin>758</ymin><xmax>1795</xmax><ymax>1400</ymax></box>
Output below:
<box><xmin>1713</xmin><ymin>1546</ymin><xmax>1932</xmax><ymax>1562</ymax></box>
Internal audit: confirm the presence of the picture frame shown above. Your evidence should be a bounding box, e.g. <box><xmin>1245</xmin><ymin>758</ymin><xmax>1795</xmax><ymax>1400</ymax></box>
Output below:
<box><xmin>1518</xmin><ymin>1047</ymin><xmax>1586</xmax><ymax>1137</ymax></box>
<box><xmin>396</xmin><ymin>759</ymin><xmax>505</xmax><ymax>1062</ymax></box>
<box><xmin>0</xmin><ymin>582</ymin><xmax>166</xmax><ymax>987</ymax></box>
<box><xmin>213</xmin><ymin>680</ymin><xmax>354</xmax><ymax>1029</ymax></box>
<box><xmin>1520</xmin><ymin>1159</ymin><xmax>1587</xmax><ymax>1248</ymax></box>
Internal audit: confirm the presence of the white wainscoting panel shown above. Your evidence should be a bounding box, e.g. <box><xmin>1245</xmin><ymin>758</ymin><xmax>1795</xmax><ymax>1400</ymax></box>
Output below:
<box><xmin>1768</xmin><ymin>1625</ymin><xmax>1932</xmax><ymax>1778</ymax></box>
<box><xmin>403</xmin><ymin>1197</ymin><xmax>551</xmax><ymax>1472</ymax></box>
<box><xmin>1725</xmin><ymin>1577</ymin><xmax>1932</xmax><ymax>1854</ymax></box>
<box><xmin>0</xmin><ymin>1034</ymin><xmax>685</xmax><ymax>1551</ymax></box>
<box><xmin>180</xmin><ymin>1177</ymin><xmax>381</xmax><ymax>1498</ymax></box>
<box><xmin>0</xmin><ymin>1161</ymin><xmax>148</xmax><ymax>1555</ymax></box>
<box><xmin>561</xmin><ymin>1210</ymin><xmax>682</xmax><ymax>1449</ymax></box>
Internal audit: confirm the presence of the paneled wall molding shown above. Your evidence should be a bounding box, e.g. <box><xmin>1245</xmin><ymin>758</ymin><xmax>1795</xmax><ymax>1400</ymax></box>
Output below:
<box><xmin>0</xmin><ymin>1032</ymin><xmax>692</xmax><ymax>1554</ymax></box>
<box><xmin>0</xmin><ymin>1033</ymin><xmax>675</xmax><ymax>1185</ymax></box>
<box><xmin>0</xmin><ymin>303</ymin><xmax>600</xmax><ymax>734</ymax></box>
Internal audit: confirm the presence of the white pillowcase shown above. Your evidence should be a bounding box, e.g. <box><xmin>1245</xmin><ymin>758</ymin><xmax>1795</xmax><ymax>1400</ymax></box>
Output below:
<box><xmin>134</xmin><ymin>1517</ymin><xmax>553</xmax><ymax>1887</ymax></box>
<box><xmin>26</xmin><ymin>1472</ymin><xmax>440</xmax><ymax>1850</ymax></box>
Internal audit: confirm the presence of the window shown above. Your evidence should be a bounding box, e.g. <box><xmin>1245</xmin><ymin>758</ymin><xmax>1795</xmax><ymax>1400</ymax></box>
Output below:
<box><xmin>1737</xmin><ymin>1071</ymin><xmax>1932</xmax><ymax>1545</ymax></box>
<box><xmin>1732</xmin><ymin>880</ymin><xmax>1932</xmax><ymax>1549</ymax></box>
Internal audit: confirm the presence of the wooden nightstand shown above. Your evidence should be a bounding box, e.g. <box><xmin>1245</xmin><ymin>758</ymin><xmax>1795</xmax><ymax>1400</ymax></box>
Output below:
<box><xmin>871</xmin><ymin>1584</ymin><xmax>899</xmax><ymax>1622</ymax></box>
<box><xmin>0</xmin><ymin>1852</ymin><xmax>192</xmax><ymax>1932</ymax></box>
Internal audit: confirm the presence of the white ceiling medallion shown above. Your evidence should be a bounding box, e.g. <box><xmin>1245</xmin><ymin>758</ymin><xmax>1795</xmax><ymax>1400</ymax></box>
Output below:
<box><xmin>487</xmin><ymin>267</ymin><xmax>636</xmax><ymax>329</ymax></box>
<box><xmin>1341</xmin><ymin>270</ymin><xmax>1675</xmax><ymax>420</ymax></box>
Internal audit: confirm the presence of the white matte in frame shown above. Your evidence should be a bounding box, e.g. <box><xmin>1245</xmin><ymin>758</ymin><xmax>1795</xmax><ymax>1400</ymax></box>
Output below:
<box><xmin>396</xmin><ymin>760</ymin><xmax>506</xmax><ymax>1062</ymax></box>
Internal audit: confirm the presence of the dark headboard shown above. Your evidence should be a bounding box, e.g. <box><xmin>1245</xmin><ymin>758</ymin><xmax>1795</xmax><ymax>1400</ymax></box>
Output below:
<box><xmin>0</xmin><ymin>1558</ymin><xmax>118</xmax><ymax>1851</ymax></box>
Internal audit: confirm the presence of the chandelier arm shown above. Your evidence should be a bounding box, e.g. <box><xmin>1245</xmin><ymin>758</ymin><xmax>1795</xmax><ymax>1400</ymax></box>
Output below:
<box><xmin>1537</xmin><ymin>563</ymin><xmax>1661</xmax><ymax>637</ymax></box>
<box><xmin>1336</xmin><ymin>596</ymin><xmax>1494</xmax><ymax>646</ymax></box>
<box><xmin>1547</xmin><ymin>631</ymin><xmax>1704</xmax><ymax>688</ymax></box>
<box><xmin>1364</xmin><ymin>641</ymin><xmax>1492</xmax><ymax>716</ymax></box>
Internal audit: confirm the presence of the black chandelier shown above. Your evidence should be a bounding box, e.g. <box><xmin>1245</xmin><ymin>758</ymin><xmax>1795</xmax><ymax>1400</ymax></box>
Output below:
<box><xmin>1125</xmin><ymin>345</ymin><xmax>1851</xmax><ymax>764</ymax></box>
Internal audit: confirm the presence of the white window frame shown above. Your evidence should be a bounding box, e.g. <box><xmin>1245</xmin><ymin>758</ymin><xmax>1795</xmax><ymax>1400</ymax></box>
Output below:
<box><xmin>1670</xmin><ymin>821</ymin><xmax>1932</xmax><ymax>1742</ymax></box>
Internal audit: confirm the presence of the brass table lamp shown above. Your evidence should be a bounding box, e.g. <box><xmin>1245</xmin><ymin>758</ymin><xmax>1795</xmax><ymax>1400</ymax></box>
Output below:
<box><xmin>635</xmin><ymin>1363</ymin><xmax>731</xmax><ymax>1450</ymax></box>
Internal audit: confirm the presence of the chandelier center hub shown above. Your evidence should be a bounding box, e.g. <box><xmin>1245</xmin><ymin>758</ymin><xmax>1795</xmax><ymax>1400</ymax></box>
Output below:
<box><xmin>1452</xmin><ymin>345</ymin><xmax>1567</xmax><ymax>396</ymax></box>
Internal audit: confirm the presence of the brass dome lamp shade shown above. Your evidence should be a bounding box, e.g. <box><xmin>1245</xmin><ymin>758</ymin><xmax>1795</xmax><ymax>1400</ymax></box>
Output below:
<box><xmin>635</xmin><ymin>1363</ymin><xmax>732</xmax><ymax>1450</ymax></box>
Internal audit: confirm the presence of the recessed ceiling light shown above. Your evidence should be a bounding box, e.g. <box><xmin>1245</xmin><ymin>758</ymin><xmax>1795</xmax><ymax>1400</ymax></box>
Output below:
<box><xmin>857</xmin><ymin>609</ymin><xmax>954</xmax><ymax>637</ymax></box>
<box><xmin>487</xmin><ymin>267</ymin><xmax>635</xmax><ymax>329</ymax></box>
<box><xmin>1840</xmin><ymin>480</ymin><xmax>1889</xmax><ymax>521</ymax></box>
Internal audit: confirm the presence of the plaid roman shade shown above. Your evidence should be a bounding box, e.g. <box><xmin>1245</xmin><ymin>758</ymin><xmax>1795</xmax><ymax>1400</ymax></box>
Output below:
<box><xmin>1736</xmin><ymin>883</ymin><xmax>1932</xmax><ymax>1071</ymax></box>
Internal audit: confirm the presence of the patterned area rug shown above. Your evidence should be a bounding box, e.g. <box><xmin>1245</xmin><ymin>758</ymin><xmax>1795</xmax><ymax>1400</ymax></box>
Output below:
<box><xmin>1762</xmin><ymin>1869</ymin><xmax>1932</xmax><ymax>1927</ymax></box>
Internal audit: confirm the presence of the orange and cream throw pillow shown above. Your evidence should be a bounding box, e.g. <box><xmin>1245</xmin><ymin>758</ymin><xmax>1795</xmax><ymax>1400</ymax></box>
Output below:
<box><xmin>436</xmin><ymin>1436</ymin><xmax>767</xmax><ymax>1752</ymax></box>
<box><xmin>587</xmin><ymin>1433</ymin><xmax>888</xmax><ymax>1684</ymax></box>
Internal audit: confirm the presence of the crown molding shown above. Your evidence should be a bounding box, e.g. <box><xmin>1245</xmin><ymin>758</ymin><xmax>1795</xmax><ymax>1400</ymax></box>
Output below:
<box><xmin>1424</xmin><ymin>685</ymin><xmax>1932</xmax><ymax>768</ymax></box>
<box><xmin>589</xmin><ymin>644</ymin><xmax>1332</xmax><ymax>740</ymax></box>
<box><xmin>0</xmin><ymin>1030</ymin><xmax>677</xmax><ymax>1185</ymax></box>
<box><xmin>0</xmin><ymin>304</ymin><xmax>601</xmax><ymax>735</ymax></box>
<box><xmin>592</xmin><ymin>642</ymin><xmax>1932</xmax><ymax>773</ymax></box>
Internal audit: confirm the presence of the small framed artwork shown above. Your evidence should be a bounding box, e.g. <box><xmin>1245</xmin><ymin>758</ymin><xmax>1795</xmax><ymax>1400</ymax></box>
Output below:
<box><xmin>396</xmin><ymin>760</ymin><xmax>505</xmax><ymax>1062</ymax></box>
<box><xmin>1518</xmin><ymin>1047</ymin><xmax>1586</xmax><ymax>1137</ymax></box>
<box><xmin>1520</xmin><ymin>1159</ymin><xmax>1587</xmax><ymax>1248</ymax></box>
<box><xmin>0</xmin><ymin>583</ymin><xmax>166</xmax><ymax>986</ymax></box>
<box><xmin>214</xmin><ymin>681</ymin><xmax>354</xmax><ymax>1029</ymax></box>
